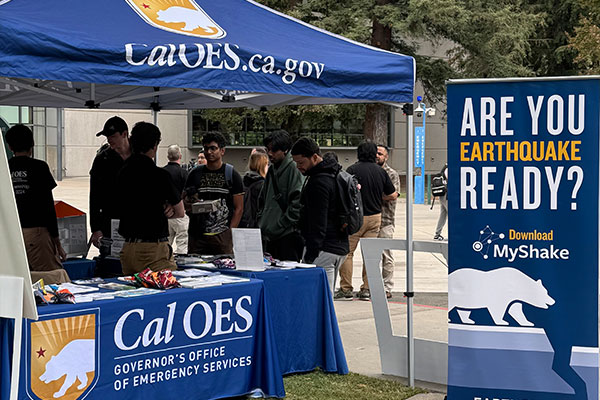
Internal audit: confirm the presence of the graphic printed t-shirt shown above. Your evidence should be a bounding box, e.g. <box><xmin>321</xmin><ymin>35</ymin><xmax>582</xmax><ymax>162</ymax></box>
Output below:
<box><xmin>185</xmin><ymin>164</ymin><xmax>243</xmax><ymax>235</ymax></box>
<box><xmin>9</xmin><ymin>156</ymin><xmax>59</xmax><ymax>236</ymax></box>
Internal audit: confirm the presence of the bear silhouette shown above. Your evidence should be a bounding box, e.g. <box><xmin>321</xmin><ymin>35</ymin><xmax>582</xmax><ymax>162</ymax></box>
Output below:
<box><xmin>449</xmin><ymin>267</ymin><xmax>555</xmax><ymax>326</ymax></box>
<box><xmin>157</xmin><ymin>6</ymin><xmax>218</xmax><ymax>34</ymax></box>
<box><xmin>39</xmin><ymin>339</ymin><xmax>95</xmax><ymax>398</ymax></box>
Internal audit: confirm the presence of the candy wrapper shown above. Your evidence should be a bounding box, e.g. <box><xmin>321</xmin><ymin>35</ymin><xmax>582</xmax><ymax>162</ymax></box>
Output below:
<box><xmin>34</xmin><ymin>289</ymin><xmax>49</xmax><ymax>305</ymax></box>
<box><xmin>51</xmin><ymin>289</ymin><xmax>76</xmax><ymax>304</ymax></box>
<box><xmin>213</xmin><ymin>258</ymin><xmax>236</xmax><ymax>269</ymax></box>
<box><xmin>134</xmin><ymin>268</ymin><xmax>180</xmax><ymax>290</ymax></box>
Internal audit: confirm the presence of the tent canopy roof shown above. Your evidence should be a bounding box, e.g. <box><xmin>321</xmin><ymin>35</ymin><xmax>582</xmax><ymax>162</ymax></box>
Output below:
<box><xmin>0</xmin><ymin>0</ymin><xmax>414</xmax><ymax>110</ymax></box>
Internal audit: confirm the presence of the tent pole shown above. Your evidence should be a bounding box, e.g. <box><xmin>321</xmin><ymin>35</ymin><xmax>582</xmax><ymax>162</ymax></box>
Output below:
<box><xmin>405</xmin><ymin>109</ymin><xmax>415</xmax><ymax>387</ymax></box>
<box><xmin>57</xmin><ymin>108</ymin><xmax>63</xmax><ymax>181</ymax></box>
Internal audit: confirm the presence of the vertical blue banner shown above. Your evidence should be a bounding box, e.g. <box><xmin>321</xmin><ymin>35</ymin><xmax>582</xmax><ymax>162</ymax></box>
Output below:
<box><xmin>447</xmin><ymin>78</ymin><xmax>599</xmax><ymax>400</ymax></box>
<box><xmin>415</xmin><ymin>126</ymin><xmax>425</xmax><ymax>204</ymax></box>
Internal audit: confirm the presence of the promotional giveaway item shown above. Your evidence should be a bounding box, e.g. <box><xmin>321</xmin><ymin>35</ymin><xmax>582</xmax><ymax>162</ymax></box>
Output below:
<box><xmin>447</xmin><ymin>77</ymin><xmax>599</xmax><ymax>400</ymax></box>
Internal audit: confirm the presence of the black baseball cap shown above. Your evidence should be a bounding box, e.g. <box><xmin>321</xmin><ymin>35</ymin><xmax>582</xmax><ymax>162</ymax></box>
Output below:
<box><xmin>96</xmin><ymin>116</ymin><xmax>128</xmax><ymax>137</ymax></box>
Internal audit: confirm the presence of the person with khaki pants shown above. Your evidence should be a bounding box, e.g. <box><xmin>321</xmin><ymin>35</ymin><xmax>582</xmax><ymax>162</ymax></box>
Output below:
<box><xmin>6</xmin><ymin>124</ymin><xmax>68</xmax><ymax>278</ymax></box>
<box><xmin>338</xmin><ymin>214</ymin><xmax>382</xmax><ymax>297</ymax></box>
<box><xmin>376</xmin><ymin>145</ymin><xmax>400</xmax><ymax>299</ymax></box>
<box><xmin>336</xmin><ymin>141</ymin><xmax>398</xmax><ymax>300</ymax></box>
<box><xmin>116</xmin><ymin>122</ymin><xmax>185</xmax><ymax>275</ymax></box>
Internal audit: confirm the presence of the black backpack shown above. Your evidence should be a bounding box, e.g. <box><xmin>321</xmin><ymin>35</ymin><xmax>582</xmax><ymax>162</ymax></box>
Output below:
<box><xmin>431</xmin><ymin>164</ymin><xmax>447</xmax><ymax>197</ymax></box>
<box><xmin>335</xmin><ymin>170</ymin><xmax>364</xmax><ymax>235</ymax></box>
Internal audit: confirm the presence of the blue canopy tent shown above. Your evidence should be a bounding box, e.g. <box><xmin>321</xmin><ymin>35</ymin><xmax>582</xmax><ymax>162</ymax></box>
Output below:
<box><xmin>0</xmin><ymin>0</ymin><xmax>414</xmax><ymax>109</ymax></box>
<box><xmin>0</xmin><ymin>1</ymin><xmax>422</xmax><ymax>398</ymax></box>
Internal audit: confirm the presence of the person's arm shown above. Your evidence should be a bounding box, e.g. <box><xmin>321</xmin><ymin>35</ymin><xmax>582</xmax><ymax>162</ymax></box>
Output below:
<box><xmin>274</xmin><ymin>169</ymin><xmax>304</xmax><ymax>233</ymax></box>
<box><xmin>230</xmin><ymin>194</ymin><xmax>244</xmax><ymax>228</ymax></box>
<box><xmin>165</xmin><ymin>200</ymin><xmax>185</xmax><ymax>218</ymax></box>
<box><xmin>303</xmin><ymin>179</ymin><xmax>330</xmax><ymax>264</ymax></box>
<box><xmin>382</xmin><ymin>169</ymin><xmax>398</xmax><ymax>201</ymax></box>
<box><xmin>89</xmin><ymin>160</ymin><xmax>105</xmax><ymax>247</ymax></box>
<box><xmin>383</xmin><ymin>192</ymin><xmax>398</xmax><ymax>201</ymax></box>
<box><xmin>164</xmin><ymin>169</ymin><xmax>184</xmax><ymax>218</ymax></box>
<box><xmin>52</xmin><ymin>237</ymin><xmax>67</xmax><ymax>262</ymax></box>
<box><xmin>44</xmin><ymin>164</ymin><xmax>66</xmax><ymax>261</ymax></box>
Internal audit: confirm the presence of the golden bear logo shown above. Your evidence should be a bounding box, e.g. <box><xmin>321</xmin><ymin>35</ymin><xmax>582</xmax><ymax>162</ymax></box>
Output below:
<box><xmin>126</xmin><ymin>0</ymin><xmax>226</xmax><ymax>39</ymax></box>
<box><xmin>28</xmin><ymin>312</ymin><xmax>98</xmax><ymax>400</ymax></box>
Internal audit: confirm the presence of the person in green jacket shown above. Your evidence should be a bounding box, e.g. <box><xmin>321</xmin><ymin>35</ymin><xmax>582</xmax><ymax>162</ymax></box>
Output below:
<box><xmin>258</xmin><ymin>130</ymin><xmax>305</xmax><ymax>261</ymax></box>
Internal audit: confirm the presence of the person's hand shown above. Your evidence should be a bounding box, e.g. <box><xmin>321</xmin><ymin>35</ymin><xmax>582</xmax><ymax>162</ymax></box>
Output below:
<box><xmin>91</xmin><ymin>230</ymin><xmax>103</xmax><ymax>248</ymax></box>
<box><xmin>164</xmin><ymin>204</ymin><xmax>175</xmax><ymax>218</ymax></box>
<box><xmin>57</xmin><ymin>244</ymin><xmax>67</xmax><ymax>262</ymax></box>
<box><xmin>52</xmin><ymin>237</ymin><xmax>67</xmax><ymax>262</ymax></box>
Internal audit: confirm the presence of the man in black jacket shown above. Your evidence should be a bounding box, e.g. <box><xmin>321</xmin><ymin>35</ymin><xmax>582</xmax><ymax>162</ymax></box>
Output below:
<box><xmin>291</xmin><ymin>137</ymin><xmax>349</xmax><ymax>295</ymax></box>
<box><xmin>89</xmin><ymin>116</ymin><xmax>131</xmax><ymax>253</ymax></box>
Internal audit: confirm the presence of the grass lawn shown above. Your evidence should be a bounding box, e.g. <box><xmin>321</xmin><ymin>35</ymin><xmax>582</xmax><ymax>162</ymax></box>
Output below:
<box><xmin>279</xmin><ymin>371</ymin><xmax>426</xmax><ymax>400</ymax></box>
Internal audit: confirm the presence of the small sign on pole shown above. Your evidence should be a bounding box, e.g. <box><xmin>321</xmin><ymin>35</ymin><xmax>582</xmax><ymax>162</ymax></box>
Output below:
<box><xmin>414</xmin><ymin>126</ymin><xmax>425</xmax><ymax>204</ymax></box>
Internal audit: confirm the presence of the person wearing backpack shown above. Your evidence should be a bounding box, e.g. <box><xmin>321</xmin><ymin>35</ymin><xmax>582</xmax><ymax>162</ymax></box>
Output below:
<box><xmin>258</xmin><ymin>130</ymin><xmax>305</xmax><ymax>261</ymax></box>
<box><xmin>184</xmin><ymin>132</ymin><xmax>244</xmax><ymax>254</ymax></box>
<box><xmin>433</xmin><ymin>163</ymin><xmax>448</xmax><ymax>240</ymax></box>
<box><xmin>291</xmin><ymin>137</ymin><xmax>349</xmax><ymax>294</ymax></box>
<box><xmin>338</xmin><ymin>140</ymin><xmax>398</xmax><ymax>300</ymax></box>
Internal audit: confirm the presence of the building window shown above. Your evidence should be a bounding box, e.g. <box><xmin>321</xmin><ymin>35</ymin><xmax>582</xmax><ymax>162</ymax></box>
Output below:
<box><xmin>191</xmin><ymin>105</ymin><xmax>365</xmax><ymax>148</ymax></box>
<box><xmin>0</xmin><ymin>106</ymin><xmax>60</xmax><ymax>178</ymax></box>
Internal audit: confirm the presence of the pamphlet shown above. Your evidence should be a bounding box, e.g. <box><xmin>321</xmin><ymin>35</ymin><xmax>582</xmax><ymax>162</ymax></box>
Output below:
<box><xmin>57</xmin><ymin>283</ymin><xmax>100</xmax><ymax>294</ymax></box>
<box><xmin>232</xmin><ymin>228</ymin><xmax>265</xmax><ymax>271</ymax></box>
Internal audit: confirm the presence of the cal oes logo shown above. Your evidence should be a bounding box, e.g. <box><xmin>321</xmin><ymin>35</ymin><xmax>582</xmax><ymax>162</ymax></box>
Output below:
<box><xmin>27</xmin><ymin>310</ymin><xmax>100</xmax><ymax>400</ymax></box>
<box><xmin>127</xmin><ymin>0</ymin><xmax>226</xmax><ymax>39</ymax></box>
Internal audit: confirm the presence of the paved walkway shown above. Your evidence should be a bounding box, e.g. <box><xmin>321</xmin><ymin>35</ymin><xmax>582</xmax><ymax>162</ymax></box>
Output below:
<box><xmin>54</xmin><ymin>177</ymin><xmax>450</xmax><ymax>395</ymax></box>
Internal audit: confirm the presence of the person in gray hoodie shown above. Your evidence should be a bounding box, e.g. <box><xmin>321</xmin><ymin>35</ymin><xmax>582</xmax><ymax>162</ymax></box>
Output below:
<box><xmin>258</xmin><ymin>130</ymin><xmax>304</xmax><ymax>261</ymax></box>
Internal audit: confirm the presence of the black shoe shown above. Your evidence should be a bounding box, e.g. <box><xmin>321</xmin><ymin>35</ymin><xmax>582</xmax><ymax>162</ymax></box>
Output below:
<box><xmin>433</xmin><ymin>234</ymin><xmax>444</xmax><ymax>241</ymax></box>
<box><xmin>358</xmin><ymin>289</ymin><xmax>371</xmax><ymax>300</ymax></box>
<box><xmin>334</xmin><ymin>289</ymin><xmax>353</xmax><ymax>300</ymax></box>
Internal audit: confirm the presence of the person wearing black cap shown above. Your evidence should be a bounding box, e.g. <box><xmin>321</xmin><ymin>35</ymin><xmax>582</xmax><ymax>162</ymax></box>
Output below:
<box><xmin>89</xmin><ymin>116</ymin><xmax>131</xmax><ymax>252</ymax></box>
<box><xmin>116</xmin><ymin>122</ymin><xmax>184</xmax><ymax>274</ymax></box>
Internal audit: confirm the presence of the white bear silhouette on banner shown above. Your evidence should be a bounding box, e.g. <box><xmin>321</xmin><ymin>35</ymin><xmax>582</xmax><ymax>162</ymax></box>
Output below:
<box><xmin>157</xmin><ymin>6</ymin><xmax>217</xmax><ymax>33</ymax></box>
<box><xmin>39</xmin><ymin>339</ymin><xmax>95</xmax><ymax>398</ymax></box>
<box><xmin>449</xmin><ymin>267</ymin><xmax>555</xmax><ymax>326</ymax></box>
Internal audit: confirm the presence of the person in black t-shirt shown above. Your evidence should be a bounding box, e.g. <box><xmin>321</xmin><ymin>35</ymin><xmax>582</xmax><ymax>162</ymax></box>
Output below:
<box><xmin>337</xmin><ymin>140</ymin><xmax>397</xmax><ymax>301</ymax></box>
<box><xmin>6</xmin><ymin>124</ymin><xmax>67</xmax><ymax>272</ymax></box>
<box><xmin>89</xmin><ymin>116</ymin><xmax>131</xmax><ymax>252</ymax></box>
<box><xmin>117</xmin><ymin>122</ymin><xmax>184</xmax><ymax>275</ymax></box>
<box><xmin>163</xmin><ymin>144</ymin><xmax>189</xmax><ymax>254</ymax></box>
<box><xmin>184</xmin><ymin>132</ymin><xmax>244</xmax><ymax>255</ymax></box>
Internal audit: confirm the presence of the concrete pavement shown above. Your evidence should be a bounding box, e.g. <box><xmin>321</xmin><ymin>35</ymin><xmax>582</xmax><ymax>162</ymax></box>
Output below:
<box><xmin>53</xmin><ymin>177</ymin><xmax>449</xmax><ymax>395</ymax></box>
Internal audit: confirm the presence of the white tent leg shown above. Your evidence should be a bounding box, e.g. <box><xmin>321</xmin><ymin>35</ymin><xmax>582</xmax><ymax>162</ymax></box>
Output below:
<box><xmin>406</xmin><ymin>112</ymin><xmax>414</xmax><ymax>387</ymax></box>
<box><xmin>0</xmin><ymin>275</ymin><xmax>24</xmax><ymax>400</ymax></box>
<box><xmin>57</xmin><ymin>108</ymin><xmax>63</xmax><ymax>181</ymax></box>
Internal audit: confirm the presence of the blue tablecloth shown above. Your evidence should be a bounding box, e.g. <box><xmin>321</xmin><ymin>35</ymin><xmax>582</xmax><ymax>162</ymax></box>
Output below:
<box><xmin>1</xmin><ymin>279</ymin><xmax>285</xmax><ymax>400</ymax></box>
<box><xmin>217</xmin><ymin>267</ymin><xmax>348</xmax><ymax>376</ymax></box>
<box><xmin>63</xmin><ymin>259</ymin><xmax>96</xmax><ymax>280</ymax></box>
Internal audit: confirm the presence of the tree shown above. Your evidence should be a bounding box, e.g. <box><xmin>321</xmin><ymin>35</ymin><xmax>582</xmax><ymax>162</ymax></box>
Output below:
<box><xmin>568</xmin><ymin>0</ymin><xmax>600</xmax><ymax>73</ymax></box>
<box><xmin>524</xmin><ymin>0</ymin><xmax>581</xmax><ymax>76</ymax></box>
<box><xmin>203</xmin><ymin>1</ymin><xmax>546</xmax><ymax>145</ymax></box>
<box><xmin>285</xmin><ymin>0</ymin><xmax>543</xmax><ymax>126</ymax></box>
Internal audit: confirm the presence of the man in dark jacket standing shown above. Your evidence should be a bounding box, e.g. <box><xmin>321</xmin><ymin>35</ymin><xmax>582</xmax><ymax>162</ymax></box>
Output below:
<box><xmin>89</xmin><ymin>116</ymin><xmax>131</xmax><ymax>253</ymax></box>
<box><xmin>258</xmin><ymin>130</ymin><xmax>304</xmax><ymax>261</ymax></box>
<box><xmin>291</xmin><ymin>137</ymin><xmax>349</xmax><ymax>294</ymax></box>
